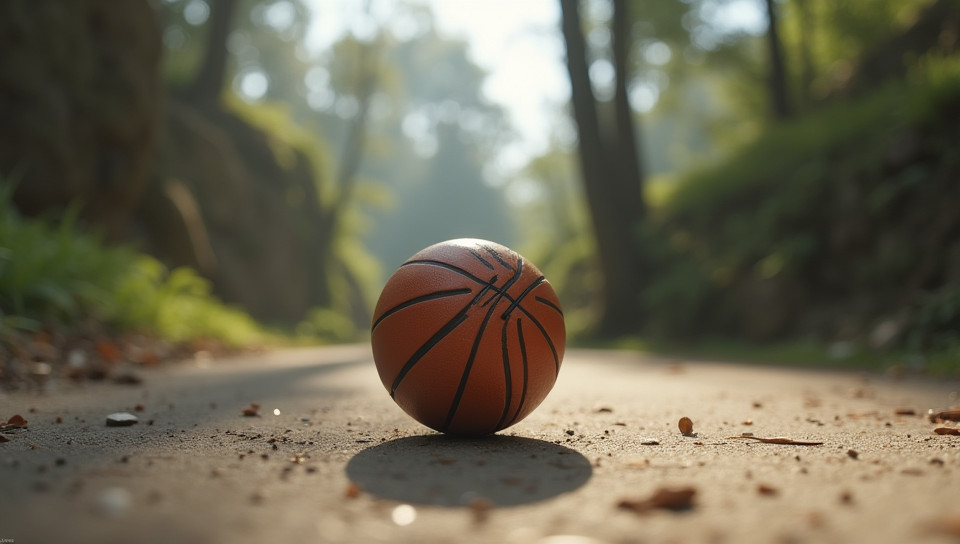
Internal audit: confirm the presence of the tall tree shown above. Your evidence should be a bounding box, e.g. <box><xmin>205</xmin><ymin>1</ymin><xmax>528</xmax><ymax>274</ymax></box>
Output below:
<box><xmin>183</xmin><ymin>0</ymin><xmax>237</xmax><ymax>106</ymax></box>
<box><xmin>313</xmin><ymin>35</ymin><xmax>380</xmax><ymax>306</ymax></box>
<box><xmin>764</xmin><ymin>0</ymin><xmax>792</xmax><ymax>120</ymax></box>
<box><xmin>560</xmin><ymin>0</ymin><xmax>646</xmax><ymax>337</ymax></box>
<box><xmin>794</xmin><ymin>0</ymin><xmax>817</xmax><ymax>108</ymax></box>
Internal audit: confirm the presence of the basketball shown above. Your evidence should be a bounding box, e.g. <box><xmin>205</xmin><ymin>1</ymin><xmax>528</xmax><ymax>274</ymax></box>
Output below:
<box><xmin>371</xmin><ymin>238</ymin><xmax>566</xmax><ymax>436</ymax></box>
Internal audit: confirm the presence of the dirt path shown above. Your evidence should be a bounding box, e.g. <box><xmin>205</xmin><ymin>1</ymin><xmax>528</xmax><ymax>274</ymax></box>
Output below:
<box><xmin>0</xmin><ymin>345</ymin><xmax>958</xmax><ymax>544</ymax></box>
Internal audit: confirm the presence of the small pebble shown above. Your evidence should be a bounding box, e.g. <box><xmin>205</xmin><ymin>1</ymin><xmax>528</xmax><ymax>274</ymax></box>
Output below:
<box><xmin>106</xmin><ymin>413</ymin><xmax>139</xmax><ymax>427</ymax></box>
<box><xmin>98</xmin><ymin>487</ymin><xmax>132</xmax><ymax>517</ymax></box>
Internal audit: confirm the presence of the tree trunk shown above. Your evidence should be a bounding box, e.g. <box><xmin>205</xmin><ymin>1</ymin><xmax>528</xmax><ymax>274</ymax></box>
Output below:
<box><xmin>764</xmin><ymin>0</ymin><xmax>792</xmax><ymax>120</ymax></box>
<box><xmin>795</xmin><ymin>0</ymin><xmax>816</xmax><ymax>108</ymax></box>
<box><xmin>560</xmin><ymin>0</ymin><xmax>646</xmax><ymax>337</ymax></box>
<box><xmin>184</xmin><ymin>0</ymin><xmax>237</xmax><ymax>106</ymax></box>
<box><xmin>314</xmin><ymin>37</ymin><xmax>379</xmax><ymax>307</ymax></box>
<box><xmin>611</xmin><ymin>0</ymin><xmax>646</xmax><ymax>216</ymax></box>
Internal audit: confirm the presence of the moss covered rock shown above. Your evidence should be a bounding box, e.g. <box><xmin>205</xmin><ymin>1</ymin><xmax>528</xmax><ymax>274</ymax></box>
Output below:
<box><xmin>0</xmin><ymin>0</ymin><xmax>162</xmax><ymax>239</ymax></box>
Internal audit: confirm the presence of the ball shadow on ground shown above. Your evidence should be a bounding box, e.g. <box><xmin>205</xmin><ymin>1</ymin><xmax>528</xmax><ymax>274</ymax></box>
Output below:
<box><xmin>345</xmin><ymin>434</ymin><xmax>592</xmax><ymax>507</ymax></box>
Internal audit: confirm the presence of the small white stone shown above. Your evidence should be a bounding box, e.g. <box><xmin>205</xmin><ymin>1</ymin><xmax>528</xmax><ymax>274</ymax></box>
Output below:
<box><xmin>105</xmin><ymin>412</ymin><xmax>138</xmax><ymax>427</ymax></box>
<box><xmin>97</xmin><ymin>487</ymin><xmax>131</xmax><ymax>516</ymax></box>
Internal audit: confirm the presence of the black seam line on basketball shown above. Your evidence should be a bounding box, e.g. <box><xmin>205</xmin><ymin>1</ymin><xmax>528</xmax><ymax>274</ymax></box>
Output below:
<box><xmin>371</xmin><ymin>288</ymin><xmax>472</xmax><ymax>332</ymax></box>
<box><xmin>500</xmin><ymin>276</ymin><xmax>545</xmax><ymax>320</ymax></box>
<box><xmin>482</xmin><ymin>257</ymin><xmax>523</xmax><ymax>308</ymax></box>
<box><xmin>401</xmin><ymin>259</ymin><xmax>490</xmax><ymax>286</ymax></box>
<box><xmin>389</xmin><ymin>275</ymin><xmax>498</xmax><ymax>397</ymax></box>
<box><xmin>441</xmin><ymin>292</ymin><xmax>504</xmax><ymax>433</ymax></box>
<box><xmin>535</xmin><ymin>296</ymin><xmax>564</xmax><ymax>317</ymax></box>
<box><xmin>494</xmin><ymin>315</ymin><xmax>513</xmax><ymax>431</ymax></box>
<box><xmin>514</xmin><ymin>304</ymin><xmax>560</xmax><ymax>375</ymax></box>
<box><xmin>483</xmin><ymin>246</ymin><xmax>514</xmax><ymax>271</ymax></box>
<box><xmin>467</xmin><ymin>249</ymin><xmax>495</xmax><ymax>271</ymax></box>
<box><xmin>400</xmin><ymin>259</ymin><xmax>515</xmax><ymax>301</ymax></box>
<box><xmin>507</xmin><ymin>317</ymin><xmax>529</xmax><ymax>427</ymax></box>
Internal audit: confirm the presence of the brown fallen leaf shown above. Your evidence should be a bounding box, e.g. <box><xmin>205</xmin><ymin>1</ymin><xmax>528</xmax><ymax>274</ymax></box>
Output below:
<box><xmin>469</xmin><ymin>497</ymin><xmax>494</xmax><ymax>524</ymax></box>
<box><xmin>727</xmin><ymin>434</ymin><xmax>823</xmax><ymax>446</ymax></box>
<box><xmin>96</xmin><ymin>339</ymin><xmax>122</xmax><ymax>364</ymax></box>
<box><xmin>757</xmin><ymin>484</ymin><xmax>779</xmax><ymax>496</ymax></box>
<box><xmin>344</xmin><ymin>482</ymin><xmax>362</xmax><ymax>499</ymax></box>
<box><xmin>928</xmin><ymin>408</ymin><xmax>960</xmax><ymax>423</ymax></box>
<box><xmin>924</xmin><ymin>513</ymin><xmax>960</xmax><ymax>537</ymax></box>
<box><xmin>618</xmin><ymin>486</ymin><xmax>697</xmax><ymax>513</ymax></box>
<box><xmin>242</xmin><ymin>403</ymin><xmax>260</xmax><ymax>417</ymax></box>
<box><xmin>678</xmin><ymin>417</ymin><xmax>694</xmax><ymax>436</ymax></box>
<box><xmin>934</xmin><ymin>427</ymin><xmax>960</xmax><ymax>436</ymax></box>
<box><xmin>0</xmin><ymin>415</ymin><xmax>28</xmax><ymax>431</ymax></box>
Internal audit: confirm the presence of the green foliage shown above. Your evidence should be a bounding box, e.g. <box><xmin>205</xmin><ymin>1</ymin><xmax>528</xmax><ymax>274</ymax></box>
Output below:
<box><xmin>295</xmin><ymin>308</ymin><xmax>356</xmax><ymax>344</ymax></box>
<box><xmin>111</xmin><ymin>258</ymin><xmax>266</xmax><ymax>346</ymax></box>
<box><xmin>0</xmin><ymin>183</ymin><xmax>267</xmax><ymax>347</ymax></box>
<box><xmin>637</xmin><ymin>56</ymin><xmax>960</xmax><ymax>374</ymax></box>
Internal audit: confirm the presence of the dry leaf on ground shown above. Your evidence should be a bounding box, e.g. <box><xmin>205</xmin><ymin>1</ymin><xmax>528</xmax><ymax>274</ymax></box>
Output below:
<box><xmin>757</xmin><ymin>484</ymin><xmax>779</xmax><ymax>496</ymax></box>
<box><xmin>727</xmin><ymin>434</ymin><xmax>823</xmax><ymax>446</ymax></box>
<box><xmin>0</xmin><ymin>415</ymin><xmax>28</xmax><ymax>431</ymax></box>
<box><xmin>469</xmin><ymin>497</ymin><xmax>494</xmax><ymax>524</ymax></box>
<box><xmin>924</xmin><ymin>513</ymin><xmax>960</xmax><ymax>537</ymax></box>
<box><xmin>618</xmin><ymin>486</ymin><xmax>697</xmax><ymax>513</ymax></box>
<box><xmin>344</xmin><ymin>482</ymin><xmax>362</xmax><ymax>499</ymax></box>
<box><xmin>933</xmin><ymin>427</ymin><xmax>960</xmax><ymax>436</ymax></box>
<box><xmin>928</xmin><ymin>408</ymin><xmax>960</xmax><ymax>423</ymax></box>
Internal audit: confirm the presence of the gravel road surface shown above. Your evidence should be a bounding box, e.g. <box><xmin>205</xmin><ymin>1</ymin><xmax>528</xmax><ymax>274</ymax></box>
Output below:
<box><xmin>1</xmin><ymin>345</ymin><xmax>958</xmax><ymax>544</ymax></box>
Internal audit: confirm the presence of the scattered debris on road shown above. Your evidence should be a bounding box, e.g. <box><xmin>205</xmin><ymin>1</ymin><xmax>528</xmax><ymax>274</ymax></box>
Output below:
<box><xmin>242</xmin><ymin>403</ymin><xmax>260</xmax><ymax>417</ymax></box>
<box><xmin>105</xmin><ymin>412</ymin><xmax>139</xmax><ymax>427</ymax></box>
<box><xmin>757</xmin><ymin>484</ymin><xmax>779</xmax><ymax>496</ymax></box>
<box><xmin>1</xmin><ymin>414</ymin><xmax>28</xmax><ymax>432</ymax></box>
<box><xmin>933</xmin><ymin>427</ymin><xmax>959</xmax><ymax>435</ymax></box>
<box><xmin>727</xmin><ymin>433</ymin><xmax>823</xmax><ymax>445</ymax></box>
<box><xmin>928</xmin><ymin>408</ymin><xmax>960</xmax><ymax>422</ymax></box>
<box><xmin>618</xmin><ymin>486</ymin><xmax>697</xmax><ymax>513</ymax></box>
<box><xmin>345</xmin><ymin>482</ymin><xmax>362</xmax><ymax>499</ymax></box>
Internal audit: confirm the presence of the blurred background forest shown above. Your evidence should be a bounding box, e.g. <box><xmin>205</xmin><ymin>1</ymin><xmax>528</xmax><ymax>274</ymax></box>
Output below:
<box><xmin>1</xmin><ymin>0</ymin><xmax>959</xmax><ymax>388</ymax></box>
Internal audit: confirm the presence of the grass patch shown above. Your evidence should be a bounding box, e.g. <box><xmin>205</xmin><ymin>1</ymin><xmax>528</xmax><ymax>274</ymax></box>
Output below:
<box><xmin>0</xmin><ymin>181</ymin><xmax>270</xmax><ymax>347</ymax></box>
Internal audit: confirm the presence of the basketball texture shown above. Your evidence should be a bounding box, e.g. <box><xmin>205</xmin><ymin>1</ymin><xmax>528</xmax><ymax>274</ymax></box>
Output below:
<box><xmin>371</xmin><ymin>238</ymin><xmax>566</xmax><ymax>436</ymax></box>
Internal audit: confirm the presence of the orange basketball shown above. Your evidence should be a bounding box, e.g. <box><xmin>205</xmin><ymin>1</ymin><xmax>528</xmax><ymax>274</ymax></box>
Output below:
<box><xmin>371</xmin><ymin>238</ymin><xmax>566</xmax><ymax>436</ymax></box>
